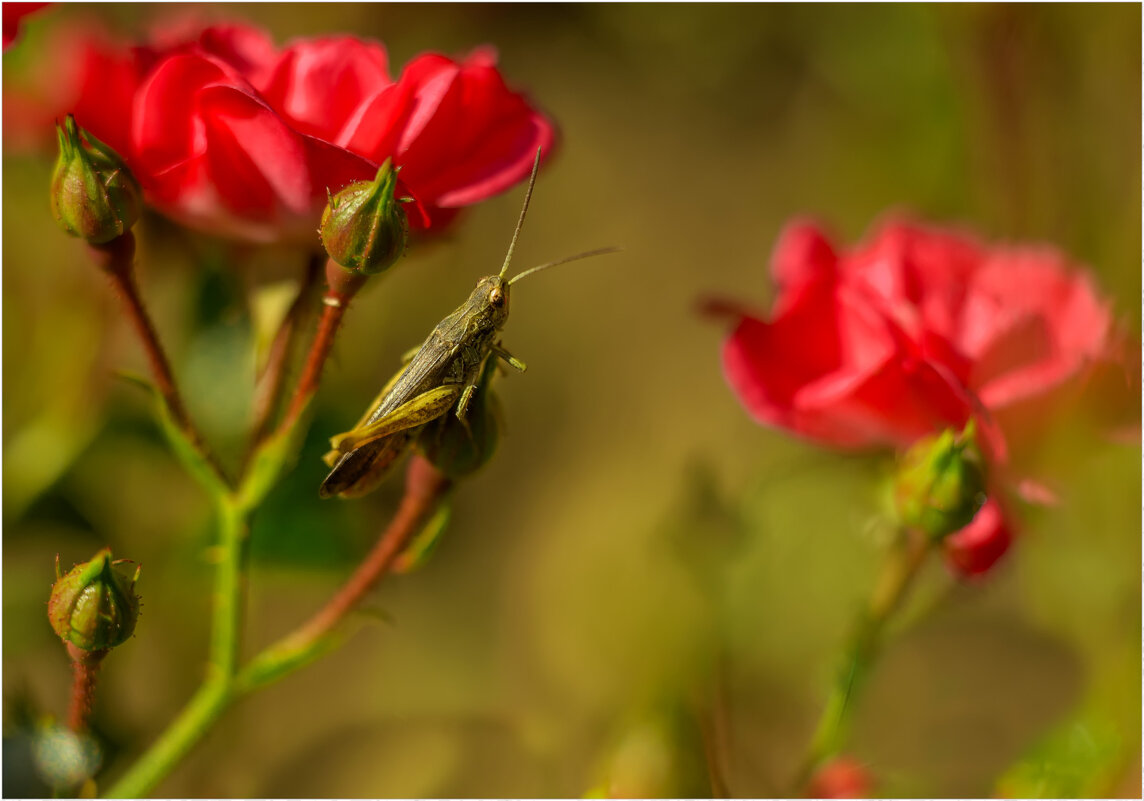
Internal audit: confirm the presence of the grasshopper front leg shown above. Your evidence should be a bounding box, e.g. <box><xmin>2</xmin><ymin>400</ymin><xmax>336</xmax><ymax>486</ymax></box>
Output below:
<box><xmin>455</xmin><ymin>357</ymin><xmax>491</xmax><ymax>426</ymax></box>
<box><xmin>492</xmin><ymin>343</ymin><xmax>526</xmax><ymax>373</ymax></box>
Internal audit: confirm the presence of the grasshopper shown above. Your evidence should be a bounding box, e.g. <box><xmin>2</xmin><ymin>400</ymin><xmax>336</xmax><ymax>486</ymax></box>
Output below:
<box><xmin>319</xmin><ymin>153</ymin><xmax>618</xmax><ymax>499</ymax></box>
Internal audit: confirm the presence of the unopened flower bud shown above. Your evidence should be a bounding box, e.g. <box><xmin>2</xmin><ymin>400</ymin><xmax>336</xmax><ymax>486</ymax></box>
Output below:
<box><xmin>48</xmin><ymin>549</ymin><xmax>141</xmax><ymax>652</ymax></box>
<box><xmin>50</xmin><ymin>115</ymin><xmax>141</xmax><ymax>244</ymax></box>
<box><xmin>893</xmin><ymin>421</ymin><xmax>986</xmax><ymax>541</ymax></box>
<box><xmin>320</xmin><ymin>159</ymin><xmax>408</xmax><ymax>276</ymax></box>
<box><xmin>416</xmin><ymin>359</ymin><xmax>501</xmax><ymax>479</ymax></box>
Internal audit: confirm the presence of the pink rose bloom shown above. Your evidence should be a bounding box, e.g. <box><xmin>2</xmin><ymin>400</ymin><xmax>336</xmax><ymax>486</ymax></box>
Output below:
<box><xmin>9</xmin><ymin>19</ymin><xmax>556</xmax><ymax>242</ymax></box>
<box><xmin>711</xmin><ymin>218</ymin><xmax>1122</xmax><ymax>575</ymax></box>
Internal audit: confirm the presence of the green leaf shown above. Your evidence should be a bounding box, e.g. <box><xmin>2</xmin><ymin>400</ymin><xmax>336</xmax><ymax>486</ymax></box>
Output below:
<box><xmin>247</xmin><ymin>407</ymin><xmax>374</xmax><ymax>570</ymax></box>
<box><xmin>238</xmin><ymin>629</ymin><xmax>344</xmax><ymax>694</ymax></box>
<box><xmin>250</xmin><ymin>278</ymin><xmax>302</xmax><ymax>374</ymax></box>
<box><xmin>994</xmin><ymin>708</ymin><xmax>1129</xmax><ymax>798</ymax></box>
<box><xmin>238</xmin><ymin>408</ymin><xmax>308</xmax><ymax>511</ymax></box>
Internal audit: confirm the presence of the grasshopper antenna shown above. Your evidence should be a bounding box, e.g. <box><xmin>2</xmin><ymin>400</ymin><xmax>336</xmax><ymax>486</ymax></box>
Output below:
<box><xmin>508</xmin><ymin>246</ymin><xmax>622</xmax><ymax>285</ymax></box>
<box><xmin>498</xmin><ymin>148</ymin><xmax>543</xmax><ymax>279</ymax></box>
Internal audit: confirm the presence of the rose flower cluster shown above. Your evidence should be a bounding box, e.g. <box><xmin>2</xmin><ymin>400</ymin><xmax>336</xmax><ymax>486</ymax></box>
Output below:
<box><xmin>6</xmin><ymin>18</ymin><xmax>554</xmax><ymax>242</ymax></box>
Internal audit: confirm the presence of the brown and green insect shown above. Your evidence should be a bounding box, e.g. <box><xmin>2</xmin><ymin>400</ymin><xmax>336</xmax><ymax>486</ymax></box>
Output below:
<box><xmin>319</xmin><ymin>154</ymin><xmax>617</xmax><ymax>499</ymax></box>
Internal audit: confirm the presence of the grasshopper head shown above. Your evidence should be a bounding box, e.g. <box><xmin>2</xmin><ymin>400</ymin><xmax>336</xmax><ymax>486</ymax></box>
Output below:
<box><xmin>468</xmin><ymin>274</ymin><xmax>511</xmax><ymax>331</ymax></box>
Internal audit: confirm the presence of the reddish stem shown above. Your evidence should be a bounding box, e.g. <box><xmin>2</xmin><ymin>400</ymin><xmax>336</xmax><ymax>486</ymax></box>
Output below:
<box><xmin>90</xmin><ymin>235</ymin><xmax>183</xmax><ymax>422</ymax></box>
<box><xmin>698</xmin><ymin>655</ymin><xmax>733</xmax><ymax>798</ymax></box>
<box><xmin>65</xmin><ymin>644</ymin><xmax>107</xmax><ymax>732</ymax></box>
<box><xmin>278</xmin><ymin>260</ymin><xmax>368</xmax><ymax>432</ymax></box>
<box><xmin>287</xmin><ymin>456</ymin><xmax>451</xmax><ymax>649</ymax></box>
<box><xmin>89</xmin><ymin>233</ymin><xmax>228</xmax><ymax>485</ymax></box>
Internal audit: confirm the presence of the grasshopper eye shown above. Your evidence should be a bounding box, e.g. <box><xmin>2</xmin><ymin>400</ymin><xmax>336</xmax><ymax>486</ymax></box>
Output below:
<box><xmin>489</xmin><ymin>287</ymin><xmax>505</xmax><ymax>307</ymax></box>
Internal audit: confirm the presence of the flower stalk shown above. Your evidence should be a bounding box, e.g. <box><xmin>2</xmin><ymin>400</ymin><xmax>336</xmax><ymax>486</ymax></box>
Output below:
<box><xmin>104</xmin><ymin>493</ymin><xmax>249</xmax><ymax>799</ymax></box>
<box><xmin>277</xmin><ymin>259</ymin><xmax>368</xmax><ymax>436</ymax></box>
<box><xmin>89</xmin><ymin>233</ymin><xmax>229</xmax><ymax>488</ymax></box>
<box><xmin>238</xmin><ymin>455</ymin><xmax>452</xmax><ymax>692</ymax></box>
<box><xmin>107</xmin><ymin>456</ymin><xmax>449</xmax><ymax>797</ymax></box>
<box><xmin>66</xmin><ymin>645</ymin><xmax>107</xmax><ymax>733</ymax></box>
<box><xmin>793</xmin><ymin>528</ymin><xmax>931</xmax><ymax>793</ymax></box>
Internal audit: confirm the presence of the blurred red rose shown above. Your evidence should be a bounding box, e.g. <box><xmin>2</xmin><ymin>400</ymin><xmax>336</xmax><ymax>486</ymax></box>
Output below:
<box><xmin>128</xmin><ymin>31</ymin><xmax>377</xmax><ymax>242</ymax></box>
<box><xmin>805</xmin><ymin>756</ymin><xmax>874</xmax><ymax>798</ymax></box>
<box><xmin>7</xmin><ymin>18</ymin><xmax>555</xmax><ymax>242</ymax></box>
<box><xmin>2</xmin><ymin>2</ymin><xmax>49</xmax><ymax>50</ymax></box>
<box><xmin>709</xmin><ymin>218</ymin><xmax>1122</xmax><ymax>575</ymax></box>
<box><xmin>943</xmin><ymin>498</ymin><xmax>1012</xmax><ymax>576</ymax></box>
<box><xmin>252</xmin><ymin>38</ymin><xmax>556</xmax><ymax>231</ymax></box>
<box><xmin>3</xmin><ymin>20</ymin><xmax>138</xmax><ymax>153</ymax></box>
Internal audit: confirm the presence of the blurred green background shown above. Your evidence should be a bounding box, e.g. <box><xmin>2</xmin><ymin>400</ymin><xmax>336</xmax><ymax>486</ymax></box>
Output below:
<box><xmin>3</xmin><ymin>3</ymin><xmax>1140</xmax><ymax>797</ymax></box>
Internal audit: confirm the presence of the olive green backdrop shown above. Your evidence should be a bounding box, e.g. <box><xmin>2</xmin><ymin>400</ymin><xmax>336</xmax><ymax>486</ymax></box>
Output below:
<box><xmin>3</xmin><ymin>4</ymin><xmax>1140</xmax><ymax>797</ymax></box>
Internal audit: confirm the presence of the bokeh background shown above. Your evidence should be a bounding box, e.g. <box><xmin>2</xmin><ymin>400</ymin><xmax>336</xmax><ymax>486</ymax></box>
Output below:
<box><xmin>3</xmin><ymin>3</ymin><xmax>1140</xmax><ymax>797</ymax></box>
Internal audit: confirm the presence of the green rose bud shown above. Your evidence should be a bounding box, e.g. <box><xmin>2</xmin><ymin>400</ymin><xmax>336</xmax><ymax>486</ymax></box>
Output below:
<box><xmin>320</xmin><ymin>159</ymin><xmax>408</xmax><ymax>276</ymax></box>
<box><xmin>48</xmin><ymin>548</ymin><xmax>141</xmax><ymax>653</ymax></box>
<box><xmin>50</xmin><ymin>115</ymin><xmax>141</xmax><ymax>244</ymax></box>
<box><xmin>893</xmin><ymin>420</ymin><xmax>987</xmax><ymax>541</ymax></box>
<box><xmin>415</xmin><ymin>358</ymin><xmax>501</xmax><ymax>480</ymax></box>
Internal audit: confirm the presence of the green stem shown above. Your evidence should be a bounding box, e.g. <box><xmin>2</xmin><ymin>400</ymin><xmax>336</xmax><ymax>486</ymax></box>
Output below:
<box><xmin>104</xmin><ymin>679</ymin><xmax>231</xmax><ymax>799</ymax></box>
<box><xmin>793</xmin><ymin>530</ymin><xmax>931</xmax><ymax>792</ymax></box>
<box><xmin>237</xmin><ymin>457</ymin><xmax>450</xmax><ymax>694</ymax></box>
<box><xmin>106</xmin><ymin>495</ymin><xmax>249</xmax><ymax>798</ymax></box>
<box><xmin>209</xmin><ymin>495</ymin><xmax>249</xmax><ymax>679</ymax></box>
<box><xmin>105</xmin><ymin>459</ymin><xmax>446</xmax><ymax>797</ymax></box>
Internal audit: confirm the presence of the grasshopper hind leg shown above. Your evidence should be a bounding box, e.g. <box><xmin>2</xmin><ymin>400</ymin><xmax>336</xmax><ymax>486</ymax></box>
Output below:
<box><xmin>319</xmin><ymin>432</ymin><xmax>413</xmax><ymax>499</ymax></box>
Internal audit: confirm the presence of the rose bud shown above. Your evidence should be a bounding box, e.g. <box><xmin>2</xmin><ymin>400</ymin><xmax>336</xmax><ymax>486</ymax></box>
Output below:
<box><xmin>893</xmin><ymin>421</ymin><xmax>987</xmax><ymax>541</ymax></box>
<box><xmin>320</xmin><ymin>158</ymin><xmax>408</xmax><ymax>276</ymax></box>
<box><xmin>415</xmin><ymin>358</ymin><xmax>501</xmax><ymax>480</ymax></box>
<box><xmin>50</xmin><ymin>114</ymin><xmax>141</xmax><ymax>244</ymax></box>
<box><xmin>48</xmin><ymin>548</ymin><xmax>141</xmax><ymax>653</ymax></box>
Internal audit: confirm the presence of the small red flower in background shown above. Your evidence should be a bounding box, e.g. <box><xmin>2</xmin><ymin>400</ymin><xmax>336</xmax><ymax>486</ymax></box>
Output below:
<box><xmin>805</xmin><ymin>756</ymin><xmax>874</xmax><ymax>799</ymax></box>
<box><xmin>709</xmin><ymin>217</ymin><xmax>1124</xmax><ymax>576</ymax></box>
<box><xmin>2</xmin><ymin>2</ymin><xmax>50</xmax><ymax>50</ymax></box>
<box><xmin>3</xmin><ymin>19</ymin><xmax>138</xmax><ymax>153</ymax></box>
<box><xmin>6</xmin><ymin>18</ymin><xmax>555</xmax><ymax>242</ymax></box>
<box><xmin>944</xmin><ymin>498</ymin><xmax>1013</xmax><ymax>577</ymax></box>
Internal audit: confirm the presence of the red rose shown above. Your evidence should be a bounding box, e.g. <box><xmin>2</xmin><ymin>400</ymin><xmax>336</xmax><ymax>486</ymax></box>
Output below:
<box><xmin>3</xmin><ymin>20</ymin><xmax>138</xmax><ymax>154</ymax></box>
<box><xmin>717</xmin><ymin>218</ymin><xmax>1115</xmax><ymax>451</ymax></box>
<box><xmin>253</xmin><ymin>39</ymin><xmax>555</xmax><ymax>228</ymax></box>
<box><xmin>2</xmin><ymin>1</ymin><xmax>49</xmax><ymax>50</ymax></box>
<box><xmin>715</xmin><ymin>221</ymin><xmax>984</xmax><ymax>450</ymax></box>
<box><xmin>943</xmin><ymin>498</ymin><xmax>1012</xmax><ymax>577</ymax></box>
<box><xmin>129</xmin><ymin>37</ymin><xmax>376</xmax><ymax>243</ymax></box>
<box><xmin>12</xmin><ymin>18</ymin><xmax>556</xmax><ymax>242</ymax></box>
<box><xmin>387</xmin><ymin>49</ymin><xmax>557</xmax><ymax>216</ymax></box>
<box><xmin>805</xmin><ymin>756</ymin><xmax>874</xmax><ymax>799</ymax></box>
<box><xmin>710</xmin><ymin>217</ymin><xmax>1121</xmax><ymax>575</ymax></box>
